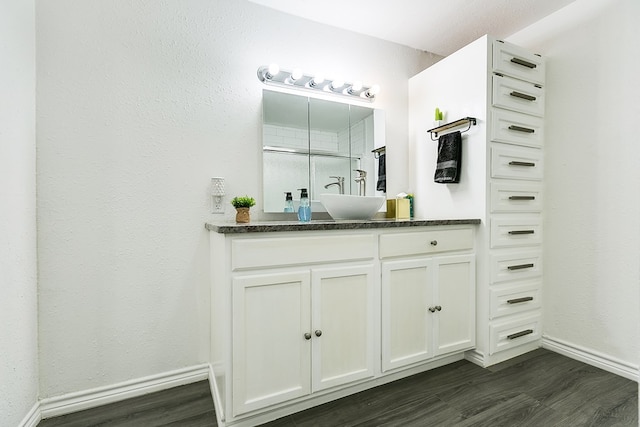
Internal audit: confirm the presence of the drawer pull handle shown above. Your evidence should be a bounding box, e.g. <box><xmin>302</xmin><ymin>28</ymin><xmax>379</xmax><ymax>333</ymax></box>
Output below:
<box><xmin>510</xmin><ymin>91</ymin><xmax>537</xmax><ymax>102</ymax></box>
<box><xmin>508</xmin><ymin>125</ymin><xmax>535</xmax><ymax>133</ymax></box>
<box><xmin>507</xmin><ymin>263</ymin><xmax>534</xmax><ymax>271</ymax></box>
<box><xmin>508</xmin><ymin>161</ymin><xmax>536</xmax><ymax>167</ymax></box>
<box><xmin>507</xmin><ymin>329</ymin><xmax>534</xmax><ymax>340</ymax></box>
<box><xmin>508</xmin><ymin>230</ymin><xmax>535</xmax><ymax>235</ymax></box>
<box><xmin>509</xmin><ymin>195</ymin><xmax>535</xmax><ymax>201</ymax></box>
<box><xmin>430</xmin><ymin>240</ymin><xmax>438</xmax><ymax>246</ymax></box>
<box><xmin>507</xmin><ymin>296</ymin><xmax>534</xmax><ymax>304</ymax></box>
<box><xmin>510</xmin><ymin>57</ymin><xmax>537</xmax><ymax>69</ymax></box>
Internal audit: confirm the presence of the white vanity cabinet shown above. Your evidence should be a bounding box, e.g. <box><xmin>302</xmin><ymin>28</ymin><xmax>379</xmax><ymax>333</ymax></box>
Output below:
<box><xmin>380</xmin><ymin>230</ymin><xmax>475</xmax><ymax>372</ymax></box>
<box><xmin>208</xmin><ymin>222</ymin><xmax>477</xmax><ymax>426</ymax></box>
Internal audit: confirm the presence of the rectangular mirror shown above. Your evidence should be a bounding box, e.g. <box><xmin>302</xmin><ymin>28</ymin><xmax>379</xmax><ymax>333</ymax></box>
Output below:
<box><xmin>262</xmin><ymin>90</ymin><xmax>385</xmax><ymax>213</ymax></box>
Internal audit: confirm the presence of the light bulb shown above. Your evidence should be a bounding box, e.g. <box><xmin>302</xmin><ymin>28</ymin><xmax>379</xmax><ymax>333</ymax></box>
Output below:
<box><xmin>348</xmin><ymin>81</ymin><xmax>363</xmax><ymax>94</ymax></box>
<box><xmin>364</xmin><ymin>84</ymin><xmax>380</xmax><ymax>98</ymax></box>
<box><xmin>330</xmin><ymin>79</ymin><xmax>344</xmax><ymax>91</ymax></box>
<box><xmin>291</xmin><ymin>68</ymin><xmax>303</xmax><ymax>81</ymax></box>
<box><xmin>309</xmin><ymin>74</ymin><xmax>324</xmax><ymax>87</ymax></box>
<box><xmin>266</xmin><ymin>63</ymin><xmax>280</xmax><ymax>79</ymax></box>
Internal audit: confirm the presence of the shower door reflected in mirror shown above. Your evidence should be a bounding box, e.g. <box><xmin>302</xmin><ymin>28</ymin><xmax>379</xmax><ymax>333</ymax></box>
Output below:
<box><xmin>262</xmin><ymin>90</ymin><xmax>385</xmax><ymax>213</ymax></box>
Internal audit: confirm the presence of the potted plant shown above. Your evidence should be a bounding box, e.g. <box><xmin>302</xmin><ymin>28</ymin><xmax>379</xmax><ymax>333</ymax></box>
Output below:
<box><xmin>231</xmin><ymin>195</ymin><xmax>256</xmax><ymax>223</ymax></box>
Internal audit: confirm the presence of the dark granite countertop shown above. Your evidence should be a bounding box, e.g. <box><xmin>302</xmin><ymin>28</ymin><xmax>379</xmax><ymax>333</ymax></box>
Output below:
<box><xmin>205</xmin><ymin>218</ymin><xmax>481</xmax><ymax>234</ymax></box>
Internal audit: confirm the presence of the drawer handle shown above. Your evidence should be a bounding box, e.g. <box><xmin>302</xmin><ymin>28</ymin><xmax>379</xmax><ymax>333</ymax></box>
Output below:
<box><xmin>510</xmin><ymin>57</ymin><xmax>537</xmax><ymax>69</ymax></box>
<box><xmin>510</xmin><ymin>91</ymin><xmax>537</xmax><ymax>102</ymax></box>
<box><xmin>507</xmin><ymin>329</ymin><xmax>534</xmax><ymax>340</ymax></box>
<box><xmin>508</xmin><ymin>125</ymin><xmax>535</xmax><ymax>134</ymax></box>
<box><xmin>508</xmin><ymin>230</ymin><xmax>535</xmax><ymax>235</ymax></box>
<box><xmin>508</xmin><ymin>161</ymin><xmax>536</xmax><ymax>167</ymax></box>
<box><xmin>430</xmin><ymin>240</ymin><xmax>438</xmax><ymax>246</ymax></box>
<box><xmin>509</xmin><ymin>195</ymin><xmax>535</xmax><ymax>201</ymax></box>
<box><xmin>507</xmin><ymin>296</ymin><xmax>534</xmax><ymax>304</ymax></box>
<box><xmin>507</xmin><ymin>263</ymin><xmax>534</xmax><ymax>271</ymax></box>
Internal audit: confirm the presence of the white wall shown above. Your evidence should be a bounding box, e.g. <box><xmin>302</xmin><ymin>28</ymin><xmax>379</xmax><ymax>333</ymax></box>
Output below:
<box><xmin>508</xmin><ymin>0</ymin><xmax>640</xmax><ymax>367</ymax></box>
<box><xmin>35</xmin><ymin>0</ymin><xmax>437</xmax><ymax>398</ymax></box>
<box><xmin>0</xmin><ymin>0</ymin><xmax>39</xmax><ymax>424</ymax></box>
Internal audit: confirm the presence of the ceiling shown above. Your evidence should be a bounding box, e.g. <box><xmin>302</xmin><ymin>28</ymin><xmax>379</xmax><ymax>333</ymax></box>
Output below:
<box><xmin>248</xmin><ymin>0</ymin><xmax>576</xmax><ymax>56</ymax></box>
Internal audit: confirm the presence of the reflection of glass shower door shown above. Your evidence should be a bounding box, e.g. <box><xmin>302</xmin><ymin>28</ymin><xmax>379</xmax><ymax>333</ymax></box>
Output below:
<box><xmin>263</xmin><ymin>151</ymin><xmax>309</xmax><ymax>212</ymax></box>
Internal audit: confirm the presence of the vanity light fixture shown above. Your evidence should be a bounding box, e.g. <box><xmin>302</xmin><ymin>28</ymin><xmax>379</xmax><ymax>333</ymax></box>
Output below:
<box><xmin>211</xmin><ymin>177</ymin><xmax>225</xmax><ymax>214</ymax></box>
<box><xmin>257</xmin><ymin>64</ymin><xmax>379</xmax><ymax>102</ymax></box>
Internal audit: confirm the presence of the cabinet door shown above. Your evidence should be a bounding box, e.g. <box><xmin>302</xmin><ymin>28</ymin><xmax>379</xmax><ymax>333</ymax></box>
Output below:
<box><xmin>232</xmin><ymin>271</ymin><xmax>311</xmax><ymax>416</ymax></box>
<box><xmin>433</xmin><ymin>254</ymin><xmax>476</xmax><ymax>355</ymax></box>
<box><xmin>311</xmin><ymin>264</ymin><xmax>376</xmax><ymax>392</ymax></box>
<box><xmin>381</xmin><ymin>258</ymin><xmax>434</xmax><ymax>372</ymax></box>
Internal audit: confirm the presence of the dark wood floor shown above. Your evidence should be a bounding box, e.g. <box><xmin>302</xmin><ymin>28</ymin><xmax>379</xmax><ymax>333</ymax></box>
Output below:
<box><xmin>38</xmin><ymin>349</ymin><xmax>638</xmax><ymax>427</ymax></box>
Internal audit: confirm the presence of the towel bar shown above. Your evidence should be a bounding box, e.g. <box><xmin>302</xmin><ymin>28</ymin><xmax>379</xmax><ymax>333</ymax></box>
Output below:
<box><xmin>428</xmin><ymin>117</ymin><xmax>477</xmax><ymax>141</ymax></box>
<box><xmin>371</xmin><ymin>146</ymin><xmax>386</xmax><ymax>159</ymax></box>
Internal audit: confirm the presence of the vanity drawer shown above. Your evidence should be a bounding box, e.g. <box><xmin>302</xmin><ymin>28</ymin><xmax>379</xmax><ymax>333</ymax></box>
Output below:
<box><xmin>489</xmin><ymin>312</ymin><xmax>541</xmax><ymax>355</ymax></box>
<box><xmin>491</xmin><ymin>144</ymin><xmax>542</xmax><ymax>181</ymax></box>
<box><xmin>492</xmin><ymin>40</ymin><xmax>545</xmax><ymax>85</ymax></box>
<box><xmin>492</xmin><ymin>75</ymin><xmax>545</xmax><ymax>117</ymax></box>
<box><xmin>490</xmin><ymin>182</ymin><xmax>542</xmax><ymax>213</ymax></box>
<box><xmin>490</xmin><ymin>249</ymin><xmax>542</xmax><ymax>283</ymax></box>
<box><xmin>490</xmin><ymin>109</ymin><xmax>544</xmax><ymax>148</ymax></box>
<box><xmin>490</xmin><ymin>280</ymin><xmax>542</xmax><ymax>319</ymax></box>
<box><xmin>379</xmin><ymin>228</ymin><xmax>473</xmax><ymax>259</ymax></box>
<box><xmin>232</xmin><ymin>234</ymin><xmax>376</xmax><ymax>270</ymax></box>
<box><xmin>490</xmin><ymin>216</ymin><xmax>542</xmax><ymax>248</ymax></box>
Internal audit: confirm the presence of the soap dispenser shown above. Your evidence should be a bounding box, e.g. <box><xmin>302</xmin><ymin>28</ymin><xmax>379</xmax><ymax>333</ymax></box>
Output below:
<box><xmin>283</xmin><ymin>192</ymin><xmax>294</xmax><ymax>213</ymax></box>
<box><xmin>297</xmin><ymin>188</ymin><xmax>311</xmax><ymax>222</ymax></box>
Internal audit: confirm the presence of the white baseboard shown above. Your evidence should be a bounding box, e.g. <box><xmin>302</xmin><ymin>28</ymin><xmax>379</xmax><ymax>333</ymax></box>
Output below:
<box><xmin>542</xmin><ymin>335</ymin><xmax>639</xmax><ymax>382</ymax></box>
<box><xmin>18</xmin><ymin>401</ymin><xmax>41</xmax><ymax>427</ymax></box>
<box><xmin>39</xmin><ymin>364</ymin><xmax>210</xmax><ymax>420</ymax></box>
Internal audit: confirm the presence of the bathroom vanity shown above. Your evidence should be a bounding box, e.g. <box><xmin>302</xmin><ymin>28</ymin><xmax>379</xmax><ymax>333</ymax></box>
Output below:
<box><xmin>207</xmin><ymin>219</ymin><xmax>479</xmax><ymax>426</ymax></box>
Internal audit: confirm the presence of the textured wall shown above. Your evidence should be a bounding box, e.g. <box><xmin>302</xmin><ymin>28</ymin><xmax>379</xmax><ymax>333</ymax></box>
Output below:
<box><xmin>0</xmin><ymin>0</ymin><xmax>39</xmax><ymax>424</ymax></box>
<box><xmin>36</xmin><ymin>0</ymin><xmax>438</xmax><ymax>398</ymax></box>
<box><xmin>508</xmin><ymin>0</ymin><xmax>640</xmax><ymax>367</ymax></box>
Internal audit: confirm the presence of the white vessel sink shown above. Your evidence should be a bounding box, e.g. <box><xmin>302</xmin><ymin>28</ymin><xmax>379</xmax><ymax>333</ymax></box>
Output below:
<box><xmin>319</xmin><ymin>194</ymin><xmax>385</xmax><ymax>220</ymax></box>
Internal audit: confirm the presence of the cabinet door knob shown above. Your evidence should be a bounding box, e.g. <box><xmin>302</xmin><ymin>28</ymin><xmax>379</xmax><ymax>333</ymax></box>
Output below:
<box><xmin>430</xmin><ymin>240</ymin><xmax>438</xmax><ymax>246</ymax></box>
<box><xmin>304</xmin><ymin>333</ymin><xmax>312</xmax><ymax>340</ymax></box>
<box><xmin>315</xmin><ymin>330</ymin><xmax>322</xmax><ymax>337</ymax></box>
<box><xmin>435</xmin><ymin>305</ymin><xmax>442</xmax><ymax>311</ymax></box>
<box><xmin>428</xmin><ymin>306</ymin><xmax>436</xmax><ymax>313</ymax></box>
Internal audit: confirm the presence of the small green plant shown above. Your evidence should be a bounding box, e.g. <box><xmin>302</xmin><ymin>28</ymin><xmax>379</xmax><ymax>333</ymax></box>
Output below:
<box><xmin>231</xmin><ymin>195</ymin><xmax>256</xmax><ymax>209</ymax></box>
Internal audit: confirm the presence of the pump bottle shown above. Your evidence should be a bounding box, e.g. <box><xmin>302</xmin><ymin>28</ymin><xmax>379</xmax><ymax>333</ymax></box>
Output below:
<box><xmin>297</xmin><ymin>188</ymin><xmax>311</xmax><ymax>222</ymax></box>
<box><xmin>283</xmin><ymin>192</ymin><xmax>294</xmax><ymax>213</ymax></box>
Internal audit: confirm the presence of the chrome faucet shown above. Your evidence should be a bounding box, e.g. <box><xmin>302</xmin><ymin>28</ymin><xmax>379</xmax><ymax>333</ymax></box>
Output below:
<box><xmin>324</xmin><ymin>176</ymin><xmax>345</xmax><ymax>194</ymax></box>
<box><xmin>354</xmin><ymin>169</ymin><xmax>367</xmax><ymax>196</ymax></box>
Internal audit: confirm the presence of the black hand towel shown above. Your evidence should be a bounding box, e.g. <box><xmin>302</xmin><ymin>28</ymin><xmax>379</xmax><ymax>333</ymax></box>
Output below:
<box><xmin>434</xmin><ymin>131</ymin><xmax>462</xmax><ymax>184</ymax></box>
<box><xmin>376</xmin><ymin>153</ymin><xmax>386</xmax><ymax>192</ymax></box>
